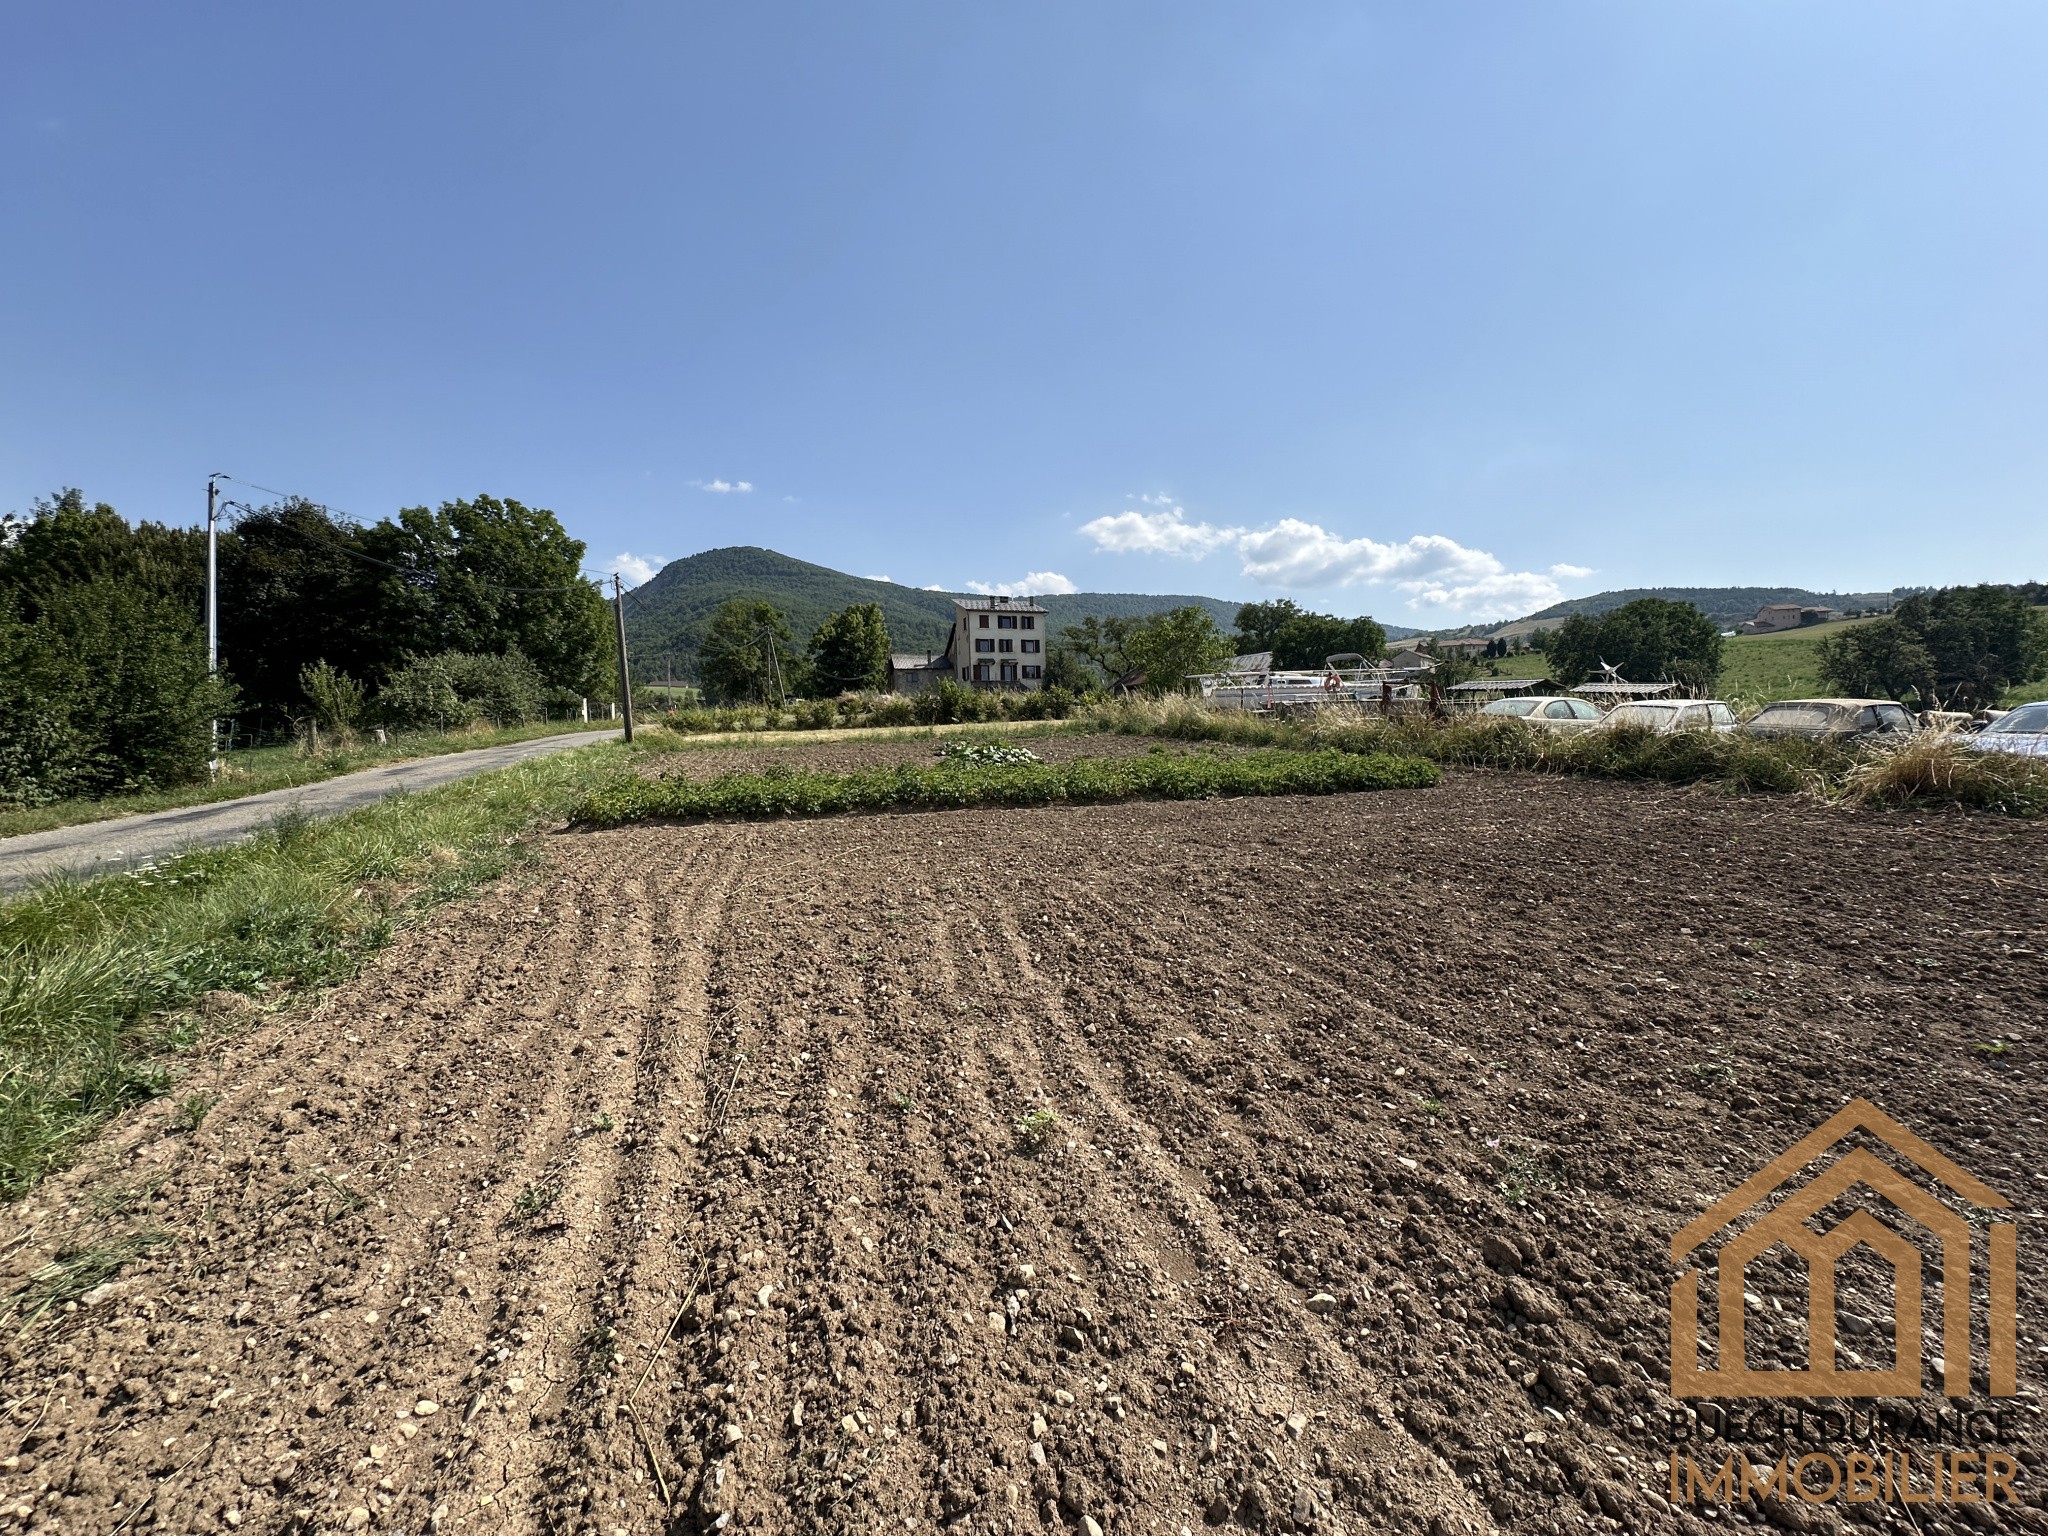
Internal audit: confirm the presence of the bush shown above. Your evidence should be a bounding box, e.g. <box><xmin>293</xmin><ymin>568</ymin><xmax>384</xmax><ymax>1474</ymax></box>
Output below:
<box><xmin>1078</xmin><ymin>698</ymin><xmax>2044</xmax><ymax>814</ymax></box>
<box><xmin>570</xmin><ymin>747</ymin><xmax>1440</xmax><ymax>827</ymax></box>
<box><xmin>377</xmin><ymin>649</ymin><xmax>548</xmax><ymax>730</ymax></box>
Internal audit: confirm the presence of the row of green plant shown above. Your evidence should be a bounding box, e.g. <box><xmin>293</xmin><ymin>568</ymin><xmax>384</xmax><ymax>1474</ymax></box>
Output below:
<box><xmin>569</xmin><ymin>746</ymin><xmax>1440</xmax><ymax>827</ymax></box>
<box><xmin>659</xmin><ymin>679</ymin><xmax>1083</xmax><ymax>733</ymax></box>
<box><xmin>1083</xmin><ymin>697</ymin><xmax>2048</xmax><ymax>815</ymax></box>
<box><xmin>0</xmin><ymin>741</ymin><xmax>636</xmax><ymax>1197</ymax></box>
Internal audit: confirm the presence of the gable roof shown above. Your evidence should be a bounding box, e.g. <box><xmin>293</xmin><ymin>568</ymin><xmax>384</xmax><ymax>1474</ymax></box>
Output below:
<box><xmin>952</xmin><ymin>596</ymin><xmax>1049</xmax><ymax>613</ymax></box>
<box><xmin>1672</xmin><ymin>1097</ymin><xmax>2007</xmax><ymax>1262</ymax></box>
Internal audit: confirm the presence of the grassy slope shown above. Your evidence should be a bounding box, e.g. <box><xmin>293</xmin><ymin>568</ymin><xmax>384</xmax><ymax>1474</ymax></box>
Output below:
<box><xmin>1716</xmin><ymin>616</ymin><xmax>1879</xmax><ymax>706</ymax></box>
<box><xmin>0</xmin><ymin>721</ymin><xmax>616</xmax><ymax>841</ymax></box>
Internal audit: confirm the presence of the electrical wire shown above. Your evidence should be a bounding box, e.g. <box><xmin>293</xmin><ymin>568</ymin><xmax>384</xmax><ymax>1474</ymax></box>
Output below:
<box><xmin>216</xmin><ymin>476</ymin><xmax>613</xmax><ymax>594</ymax></box>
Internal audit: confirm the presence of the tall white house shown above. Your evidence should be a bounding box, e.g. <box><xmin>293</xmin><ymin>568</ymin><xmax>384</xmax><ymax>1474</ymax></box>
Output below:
<box><xmin>889</xmin><ymin>595</ymin><xmax>1050</xmax><ymax>693</ymax></box>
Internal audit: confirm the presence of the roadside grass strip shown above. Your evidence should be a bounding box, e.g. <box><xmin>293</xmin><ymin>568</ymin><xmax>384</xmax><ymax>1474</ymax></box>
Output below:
<box><xmin>0</xmin><ymin>742</ymin><xmax>632</xmax><ymax>1197</ymax></box>
<box><xmin>569</xmin><ymin>747</ymin><xmax>1440</xmax><ymax>828</ymax></box>
<box><xmin>1087</xmin><ymin>698</ymin><xmax>2048</xmax><ymax>815</ymax></box>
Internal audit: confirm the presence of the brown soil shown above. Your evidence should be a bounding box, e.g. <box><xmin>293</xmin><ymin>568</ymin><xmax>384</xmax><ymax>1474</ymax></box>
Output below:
<box><xmin>1</xmin><ymin>771</ymin><xmax>2044</xmax><ymax>1536</ymax></box>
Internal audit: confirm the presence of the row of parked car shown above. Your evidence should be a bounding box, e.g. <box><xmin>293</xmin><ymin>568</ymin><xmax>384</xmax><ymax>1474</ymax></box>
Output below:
<box><xmin>1476</xmin><ymin>694</ymin><xmax>2048</xmax><ymax>756</ymax></box>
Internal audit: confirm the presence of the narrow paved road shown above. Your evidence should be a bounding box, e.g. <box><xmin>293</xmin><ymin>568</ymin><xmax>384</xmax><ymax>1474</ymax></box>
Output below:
<box><xmin>0</xmin><ymin>728</ymin><xmax>622</xmax><ymax>892</ymax></box>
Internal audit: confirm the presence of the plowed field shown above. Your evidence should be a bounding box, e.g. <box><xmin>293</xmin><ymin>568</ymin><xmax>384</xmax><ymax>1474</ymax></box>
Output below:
<box><xmin>2</xmin><ymin>766</ymin><xmax>2043</xmax><ymax>1535</ymax></box>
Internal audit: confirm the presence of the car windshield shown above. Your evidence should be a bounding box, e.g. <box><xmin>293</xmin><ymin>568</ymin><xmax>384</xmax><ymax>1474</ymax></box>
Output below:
<box><xmin>1607</xmin><ymin>704</ymin><xmax>1675</xmax><ymax>726</ymax></box>
<box><xmin>1986</xmin><ymin>703</ymin><xmax>2048</xmax><ymax>735</ymax></box>
<box><xmin>1483</xmin><ymin>699</ymin><xmax>1539</xmax><ymax>717</ymax></box>
<box><xmin>1753</xmin><ymin>703</ymin><xmax>1842</xmax><ymax>729</ymax></box>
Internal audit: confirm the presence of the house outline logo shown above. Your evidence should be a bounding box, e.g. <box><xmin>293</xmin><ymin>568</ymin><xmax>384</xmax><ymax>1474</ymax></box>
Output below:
<box><xmin>1670</xmin><ymin>1098</ymin><xmax>2019</xmax><ymax>1399</ymax></box>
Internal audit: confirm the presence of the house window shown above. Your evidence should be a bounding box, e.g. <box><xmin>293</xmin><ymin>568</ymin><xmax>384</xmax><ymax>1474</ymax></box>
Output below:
<box><xmin>975</xmin><ymin>638</ymin><xmax>995</xmax><ymax>653</ymax></box>
<box><xmin>1021</xmin><ymin>639</ymin><xmax>1040</xmax><ymax>653</ymax></box>
<box><xmin>998</xmin><ymin>639</ymin><xmax>1013</xmax><ymax>653</ymax></box>
<box><xmin>997</xmin><ymin>615</ymin><xmax>1018</xmax><ymax>629</ymax></box>
<box><xmin>973</xmin><ymin>663</ymin><xmax>991</xmax><ymax>681</ymax></box>
<box><xmin>1022</xmin><ymin>617</ymin><xmax>1035</xmax><ymax>629</ymax></box>
<box><xmin>1022</xmin><ymin>665</ymin><xmax>1042</xmax><ymax>680</ymax></box>
<box><xmin>1001</xmin><ymin>662</ymin><xmax>1017</xmax><ymax>682</ymax></box>
<box><xmin>978</xmin><ymin>615</ymin><xmax>989</xmax><ymax>628</ymax></box>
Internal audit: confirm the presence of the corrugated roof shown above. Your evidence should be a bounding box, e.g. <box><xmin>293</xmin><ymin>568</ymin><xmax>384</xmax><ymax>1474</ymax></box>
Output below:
<box><xmin>1571</xmin><ymin>681</ymin><xmax>1677</xmax><ymax>696</ymax></box>
<box><xmin>951</xmin><ymin>596</ymin><xmax>1049</xmax><ymax>612</ymax></box>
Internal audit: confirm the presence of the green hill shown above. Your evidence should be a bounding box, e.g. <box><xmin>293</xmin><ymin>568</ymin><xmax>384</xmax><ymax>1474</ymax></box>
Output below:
<box><xmin>1523</xmin><ymin>585</ymin><xmax>1906</xmax><ymax>632</ymax></box>
<box><xmin>621</xmin><ymin>546</ymin><xmax>1419</xmax><ymax>674</ymax></box>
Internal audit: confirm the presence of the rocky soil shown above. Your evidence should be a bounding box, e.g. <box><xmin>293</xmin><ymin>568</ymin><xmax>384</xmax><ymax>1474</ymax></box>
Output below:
<box><xmin>0</xmin><ymin>765</ymin><xmax>2043</xmax><ymax>1535</ymax></box>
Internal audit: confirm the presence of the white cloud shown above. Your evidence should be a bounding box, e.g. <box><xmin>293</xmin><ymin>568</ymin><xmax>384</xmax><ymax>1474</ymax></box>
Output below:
<box><xmin>1079</xmin><ymin>503</ymin><xmax>1589</xmax><ymax>621</ymax></box>
<box><xmin>692</xmin><ymin>478</ymin><xmax>754</xmax><ymax>494</ymax></box>
<box><xmin>965</xmin><ymin>571</ymin><xmax>1079</xmax><ymax>597</ymax></box>
<box><xmin>922</xmin><ymin>584</ymin><xmax>945</xmax><ymax>591</ymax></box>
<box><xmin>611</xmin><ymin>552</ymin><xmax>666</xmax><ymax>588</ymax></box>
<box><xmin>1078</xmin><ymin>505</ymin><xmax>1240</xmax><ymax>557</ymax></box>
<box><xmin>865</xmin><ymin>574</ymin><xmax>894</xmax><ymax>583</ymax></box>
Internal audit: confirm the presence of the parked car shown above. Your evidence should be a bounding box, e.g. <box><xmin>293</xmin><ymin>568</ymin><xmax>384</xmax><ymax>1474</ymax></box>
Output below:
<box><xmin>1963</xmin><ymin>700</ymin><xmax>2048</xmax><ymax>758</ymax></box>
<box><xmin>1595</xmin><ymin>699</ymin><xmax>1740</xmax><ymax>734</ymax></box>
<box><xmin>1477</xmin><ymin>695</ymin><xmax>1604</xmax><ymax>732</ymax></box>
<box><xmin>1744</xmin><ymin>698</ymin><xmax>1918</xmax><ymax>741</ymax></box>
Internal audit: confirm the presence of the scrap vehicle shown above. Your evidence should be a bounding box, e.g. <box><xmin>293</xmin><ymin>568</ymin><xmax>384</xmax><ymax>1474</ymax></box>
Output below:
<box><xmin>1744</xmin><ymin>698</ymin><xmax>1919</xmax><ymax>741</ymax></box>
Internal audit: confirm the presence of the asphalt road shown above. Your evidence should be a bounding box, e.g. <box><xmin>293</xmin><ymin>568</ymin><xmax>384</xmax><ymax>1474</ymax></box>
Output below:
<box><xmin>0</xmin><ymin>729</ymin><xmax>623</xmax><ymax>893</ymax></box>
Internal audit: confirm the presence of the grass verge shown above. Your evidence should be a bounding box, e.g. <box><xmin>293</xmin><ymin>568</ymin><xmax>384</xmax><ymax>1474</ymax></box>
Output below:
<box><xmin>569</xmin><ymin>747</ymin><xmax>1440</xmax><ymax>827</ymax></box>
<box><xmin>0</xmin><ymin>740</ymin><xmax>632</xmax><ymax>1198</ymax></box>
<box><xmin>0</xmin><ymin>720</ymin><xmax>618</xmax><ymax>841</ymax></box>
<box><xmin>1082</xmin><ymin>697</ymin><xmax>2048</xmax><ymax>814</ymax></box>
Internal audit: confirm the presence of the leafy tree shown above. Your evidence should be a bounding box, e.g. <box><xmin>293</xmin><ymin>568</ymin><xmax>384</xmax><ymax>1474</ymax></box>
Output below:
<box><xmin>1233</xmin><ymin>599</ymin><xmax>1387</xmax><ymax>668</ymax></box>
<box><xmin>1041</xmin><ymin>641</ymin><xmax>1099</xmax><ymax>693</ymax></box>
<box><xmin>221</xmin><ymin>500</ymin><xmax>387</xmax><ymax>729</ymax></box>
<box><xmin>376</xmin><ymin>656</ymin><xmax>465</xmax><ymax>731</ymax></box>
<box><xmin>1546</xmin><ymin>599</ymin><xmax>1722</xmax><ymax>691</ymax></box>
<box><xmin>299</xmin><ymin>660</ymin><xmax>367</xmax><ymax>735</ymax></box>
<box><xmin>1819</xmin><ymin>586</ymin><xmax>2048</xmax><ymax>705</ymax></box>
<box><xmin>699</xmin><ymin>600</ymin><xmax>799</xmax><ymax>704</ymax></box>
<box><xmin>0</xmin><ymin>489</ymin><xmax>204</xmax><ymax>618</ymax></box>
<box><xmin>1059</xmin><ymin>615</ymin><xmax>1141</xmax><ymax>684</ymax></box>
<box><xmin>361</xmin><ymin>495</ymin><xmax>610</xmax><ymax>694</ymax></box>
<box><xmin>809</xmin><ymin>602</ymin><xmax>891</xmax><ymax>694</ymax></box>
<box><xmin>0</xmin><ymin>581</ymin><xmax>233</xmax><ymax>798</ymax></box>
<box><xmin>1122</xmin><ymin>606</ymin><xmax>1234</xmax><ymax>694</ymax></box>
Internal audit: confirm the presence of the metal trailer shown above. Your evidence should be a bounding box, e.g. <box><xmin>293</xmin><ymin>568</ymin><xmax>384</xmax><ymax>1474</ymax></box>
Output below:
<box><xmin>1195</xmin><ymin>653</ymin><xmax>1426</xmax><ymax>713</ymax></box>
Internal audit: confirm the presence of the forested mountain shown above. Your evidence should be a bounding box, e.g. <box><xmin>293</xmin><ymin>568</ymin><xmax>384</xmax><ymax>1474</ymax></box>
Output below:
<box><xmin>618</xmin><ymin>546</ymin><xmax>1378</xmax><ymax>670</ymax></box>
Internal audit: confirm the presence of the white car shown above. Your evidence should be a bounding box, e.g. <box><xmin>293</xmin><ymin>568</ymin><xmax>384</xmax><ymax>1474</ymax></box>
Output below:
<box><xmin>1478</xmin><ymin>695</ymin><xmax>1604</xmax><ymax>732</ymax></box>
<box><xmin>1964</xmin><ymin>700</ymin><xmax>2048</xmax><ymax>758</ymax></box>
<box><xmin>1596</xmin><ymin>699</ymin><xmax>1740</xmax><ymax>735</ymax></box>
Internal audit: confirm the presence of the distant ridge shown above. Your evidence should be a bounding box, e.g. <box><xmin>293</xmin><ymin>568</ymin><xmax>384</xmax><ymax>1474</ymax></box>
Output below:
<box><xmin>621</xmin><ymin>546</ymin><xmax>1421</xmax><ymax>669</ymax></box>
<box><xmin>1519</xmin><ymin>585</ymin><xmax>1907</xmax><ymax>632</ymax></box>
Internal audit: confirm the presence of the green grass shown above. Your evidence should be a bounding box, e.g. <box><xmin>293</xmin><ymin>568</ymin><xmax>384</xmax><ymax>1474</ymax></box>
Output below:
<box><xmin>0</xmin><ymin>719</ymin><xmax>618</xmax><ymax>841</ymax></box>
<box><xmin>568</xmin><ymin>747</ymin><xmax>1440</xmax><ymax>827</ymax></box>
<box><xmin>1716</xmin><ymin>616</ymin><xmax>1882</xmax><ymax>708</ymax></box>
<box><xmin>0</xmin><ymin>739</ymin><xmax>633</xmax><ymax>1197</ymax></box>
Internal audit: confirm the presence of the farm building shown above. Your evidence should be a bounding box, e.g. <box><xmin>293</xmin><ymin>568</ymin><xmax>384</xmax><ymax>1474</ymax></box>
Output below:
<box><xmin>1737</xmin><ymin>602</ymin><xmax>1833</xmax><ymax>635</ymax></box>
<box><xmin>888</xmin><ymin>595</ymin><xmax>1050</xmax><ymax>693</ymax></box>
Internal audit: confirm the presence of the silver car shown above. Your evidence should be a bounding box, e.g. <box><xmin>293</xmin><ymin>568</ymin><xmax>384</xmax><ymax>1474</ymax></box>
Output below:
<box><xmin>1596</xmin><ymin>699</ymin><xmax>1740</xmax><ymax>734</ymax></box>
<box><xmin>1477</xmin><ymin>695</ymin><xmax>1604</xmax><ymax>733</ymax></box>
<box><xmin>1964</xmin><ymin>700</ymin><xmax>2048</xmax><ymax>758</ymax></box>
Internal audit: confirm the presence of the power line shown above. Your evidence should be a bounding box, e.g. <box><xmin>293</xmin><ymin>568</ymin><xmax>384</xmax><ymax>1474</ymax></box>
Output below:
<box><xmin>215</xmin><ymin>476</ymin><xmax>608</xmax><ymax>594</ymax></box>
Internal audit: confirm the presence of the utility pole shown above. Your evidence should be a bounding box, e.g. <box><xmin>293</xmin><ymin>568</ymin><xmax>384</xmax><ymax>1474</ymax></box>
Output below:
<box><xmin>207</xmin><ymin>473</ymin><xmax>225</xmax><ymax>776</ymax></box>
<box><xmin>611</xmin><ymin>574</ymin><xmax>636</xmax><ymax>743</ymax></box>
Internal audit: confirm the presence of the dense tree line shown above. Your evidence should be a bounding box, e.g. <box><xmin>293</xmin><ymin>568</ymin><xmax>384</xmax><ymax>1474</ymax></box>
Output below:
<box><xmin>0</xmin><ymin>488</ymin><xmax>611</xmax><ymax>805</ymax></box>
<box><xmin>1544</xmin><ymin>598</ymin><xmax>1724</xmax><ymax>691</ymax></box>
<box><xmin>1818</xmin><ymin>585</ymin><xmax>2048</xmax><ymax>706</ymax></box>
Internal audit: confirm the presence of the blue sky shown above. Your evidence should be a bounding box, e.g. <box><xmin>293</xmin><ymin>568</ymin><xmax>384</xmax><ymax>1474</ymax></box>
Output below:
<box><xmin>5</xmin><ymin>3</ymin><xmax>2044</xmax><ymax>623</ymax></box>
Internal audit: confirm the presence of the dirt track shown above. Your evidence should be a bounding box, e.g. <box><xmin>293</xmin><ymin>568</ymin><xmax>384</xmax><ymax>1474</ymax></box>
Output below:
<box><xmin>2</xmin><ymin>768</ymin><xmax>2044</xmax><ymax>1535</ymax></box>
